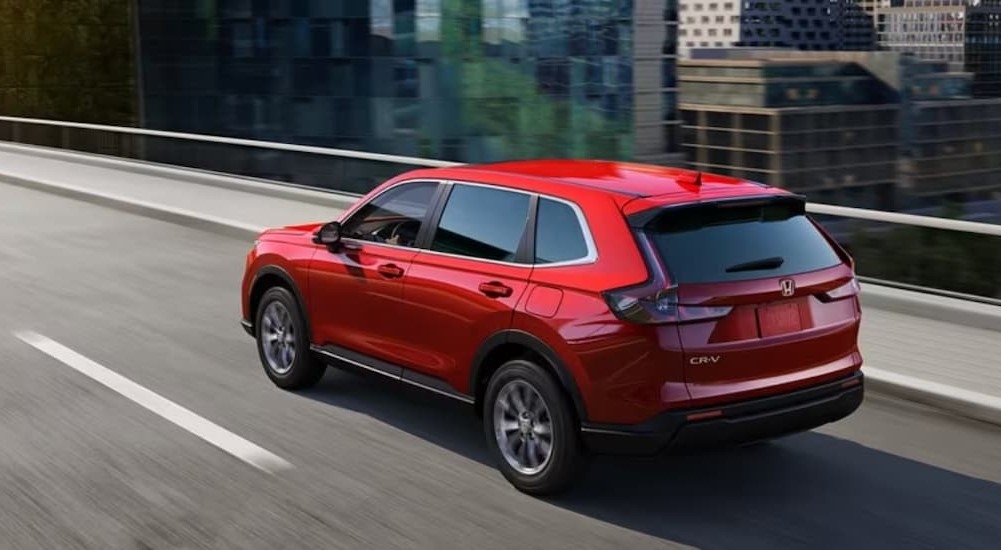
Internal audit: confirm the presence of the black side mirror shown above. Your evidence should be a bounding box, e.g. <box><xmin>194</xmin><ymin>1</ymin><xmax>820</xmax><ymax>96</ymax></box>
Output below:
<box><xmin>313</xmin><ymin>221</ymin><xmax>342</xmax><ymax>247</ymax></box>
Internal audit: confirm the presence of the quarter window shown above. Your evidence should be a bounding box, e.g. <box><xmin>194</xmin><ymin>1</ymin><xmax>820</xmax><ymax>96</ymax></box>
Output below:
<box><xmin>341</xmin><ymin>181</ymin><xmax>438</xmax><ymax>248</ymax></box>
<box><xmin>431</xmin><ymin>184</ymin><xmax>531</xmax><ymax>263</ymax></box>
<box><xmin>534</xmin><ymin>198</ymin><xmax>590</xmax><ymax>264</ymax></box>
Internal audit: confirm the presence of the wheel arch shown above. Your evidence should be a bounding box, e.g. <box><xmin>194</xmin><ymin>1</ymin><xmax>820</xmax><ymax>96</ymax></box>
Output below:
<box><xmin>470</xmin><ymin>330</ymin><xmax>588</xmax><ymax>422</ymax></box>
<box><xmin>248</xmin><ymin>265</ymin><xmax>312</xmax><ymax>339</ymax></box>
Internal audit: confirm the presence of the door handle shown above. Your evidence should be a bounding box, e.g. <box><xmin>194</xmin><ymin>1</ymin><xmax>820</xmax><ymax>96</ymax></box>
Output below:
<box><xmin>377</xmin><ymin>263</ymin><xmax>405</xmax><ymax>278</ymax></box>
<box><xmin>478</xmin><ymin>281</ymin><xmax>513</xmax><ymax>298</ymax></box>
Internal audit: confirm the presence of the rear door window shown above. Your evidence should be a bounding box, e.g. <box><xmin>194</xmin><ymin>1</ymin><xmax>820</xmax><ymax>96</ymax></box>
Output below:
<box><xmin>430</xmin><ymin>184</ymin><xmax>532</xmax><ymax>263</ymax></box>
<box><xmin>644</xmin><ymin>201</ymin><xmax>842</xmax><ymax>284</ymax></box>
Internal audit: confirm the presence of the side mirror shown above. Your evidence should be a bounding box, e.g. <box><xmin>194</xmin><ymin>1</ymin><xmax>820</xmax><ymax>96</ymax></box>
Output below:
<box><xmin>313</xmin><ymin>221</ymin><xmax>342</xmax><ymax>247</ymax></box>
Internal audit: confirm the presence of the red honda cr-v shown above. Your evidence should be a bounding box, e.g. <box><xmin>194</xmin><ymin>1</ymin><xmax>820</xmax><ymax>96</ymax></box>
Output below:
<box><xmin>240</xmin><ymin>160</ymin><xmax>864</xmax><ymax>495</ymax></box>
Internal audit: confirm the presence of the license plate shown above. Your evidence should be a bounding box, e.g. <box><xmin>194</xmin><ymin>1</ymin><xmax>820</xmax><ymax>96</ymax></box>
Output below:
<box><xmin>757</xmin><ymin>302</ymin><xmax>802</xmax><ymax>337</ymax></box>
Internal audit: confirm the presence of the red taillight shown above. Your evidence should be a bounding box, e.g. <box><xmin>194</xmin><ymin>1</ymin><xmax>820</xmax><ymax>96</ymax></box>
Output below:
<box><xmin>819</xmin><ymin>276</ymin><xmax>860</xmax><ymax>302</ymax></box>
<box><xmin>604</xmin><ymin>231</ymin><xmax>733</xmax><ymax>325</ymax></box>
<box><xmin>603</xmin><ymin>285</ymin><xmax>733</xmax><ymax>325</ymax></box>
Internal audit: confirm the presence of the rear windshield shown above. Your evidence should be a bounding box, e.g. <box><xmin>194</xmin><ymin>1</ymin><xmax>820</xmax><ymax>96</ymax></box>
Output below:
<box><xmin>643</xmin><ymin>201</ymin><xmax>843</xmax><ymax>284</ymax></box>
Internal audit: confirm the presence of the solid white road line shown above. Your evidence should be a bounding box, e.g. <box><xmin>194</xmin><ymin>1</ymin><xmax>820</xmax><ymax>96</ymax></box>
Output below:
<box><xmin>15</xmin><ymin>331</ymin><xmax>293</xmax><ymax>473</ymax></box>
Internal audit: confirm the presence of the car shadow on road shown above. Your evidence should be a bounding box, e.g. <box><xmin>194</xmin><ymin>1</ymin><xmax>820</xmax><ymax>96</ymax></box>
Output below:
<box><xmin>301</xmin><ymin>369</ymin><xmax>1001</xmax><ymax>549</ymax></box>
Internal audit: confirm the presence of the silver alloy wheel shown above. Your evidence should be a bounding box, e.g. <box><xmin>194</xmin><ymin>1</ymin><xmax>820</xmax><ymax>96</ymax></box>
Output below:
<box><xmin>261</xmin><ymin>301</ymin><xmax>296</xmax><ymax>375</ymax></box>
<box><xmin>493</xmin><ymin>379</ymin><xmax>554</xmax><ymax>476</ymax></box>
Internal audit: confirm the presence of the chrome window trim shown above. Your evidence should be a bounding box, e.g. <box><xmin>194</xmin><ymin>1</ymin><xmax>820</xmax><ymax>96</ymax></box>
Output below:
<box><xmin>334</xmin><ymin>177</ymin><xmax>599</xmax><ymax>268</ymax></box>
<box><xmin>420</xmin><ymin>179</ymin><xmax>598</xmax><ymax>269</ymax></box>
<box><xmin>530</xmin><ymin>193</ymin><xmax>600</xmax><ymax>269</ymax></box>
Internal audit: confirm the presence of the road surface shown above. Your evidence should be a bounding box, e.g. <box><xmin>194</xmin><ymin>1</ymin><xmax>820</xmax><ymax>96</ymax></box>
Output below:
<box><xmin>2</xmin><ymin>183</ymin><xmax>999</xmax><ymax>549</ymax></box>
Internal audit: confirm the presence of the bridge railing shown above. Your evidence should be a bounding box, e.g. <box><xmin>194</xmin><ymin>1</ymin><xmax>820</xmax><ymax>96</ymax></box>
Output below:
<box><xmin>1</xmin><ymin>115</ymin><xmax>999</xmax><ymax>303</ymax></box>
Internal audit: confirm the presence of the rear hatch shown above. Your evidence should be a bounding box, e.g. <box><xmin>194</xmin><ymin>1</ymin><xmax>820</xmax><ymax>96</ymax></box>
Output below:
<box><xmin>639</xmin><ymin>196</ymin><xmax>861</xmax><ymax>405</ymax></box>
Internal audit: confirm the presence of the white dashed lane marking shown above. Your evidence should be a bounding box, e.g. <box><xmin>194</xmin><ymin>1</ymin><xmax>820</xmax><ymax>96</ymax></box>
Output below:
<box><xmin>14</xmin><ymin>330</ymin><xmax>292</xmax><ymax>473</ymax></box>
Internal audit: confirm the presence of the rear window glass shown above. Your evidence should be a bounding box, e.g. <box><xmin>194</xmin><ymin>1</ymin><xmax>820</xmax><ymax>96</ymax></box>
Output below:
<box><xmin>644</xmin><ymin>201</ymin><xmax>842</xmax><ymax>284</ymax></box>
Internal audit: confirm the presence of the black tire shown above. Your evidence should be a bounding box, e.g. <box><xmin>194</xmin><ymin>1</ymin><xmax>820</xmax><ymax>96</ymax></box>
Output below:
<box><xmin>255</xmin><ymin>286</ymin><xmax>325</xmax><ymax>389</ymax></box>
<box><xmin>483</xmin><ymin>359</ymin><xmax>589</xmax><ymax>496</ymax></box>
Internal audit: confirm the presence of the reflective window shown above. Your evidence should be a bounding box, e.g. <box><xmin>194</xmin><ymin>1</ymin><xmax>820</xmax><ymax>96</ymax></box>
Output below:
<box><xmin>341</xmin><ymin>181</ymin><xmax>439</xmax><ymax>248</ymax></box>
<box><xmin>431</xmin><ymin>184</ymin><xmax>531</xmax><ymax>262</ymax></box>
<box><xmin>535</xmin><ymin>198</ymin><xmax>590</xmax><ymax>264</ymax></box>
<box><xmin>646</xmin><ymin>202</ymin><xmax>842</xmax><ymax>284</ymax></box>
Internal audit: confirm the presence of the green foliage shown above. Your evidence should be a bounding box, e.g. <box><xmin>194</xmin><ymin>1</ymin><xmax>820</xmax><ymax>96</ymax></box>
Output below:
<box><xmin>0</xmin><ymin>0</ymin><xmax>136</xmax><ymax>125</ymax></box>
<box><xmin>437</xmin><ymin>0</ymin><xmax>631</xmax><ymax>160</ymax></box>
<box><xmin>845</xmin><ymin>203</ymin><xmax>1001</xmax><ymax>298</ymax></box>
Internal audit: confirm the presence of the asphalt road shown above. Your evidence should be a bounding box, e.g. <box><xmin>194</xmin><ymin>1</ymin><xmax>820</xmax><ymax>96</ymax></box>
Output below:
<box><xmin>2</xmin><ymin>182</ymin><xmax>1001</xmax><ymax>549</ymax></box>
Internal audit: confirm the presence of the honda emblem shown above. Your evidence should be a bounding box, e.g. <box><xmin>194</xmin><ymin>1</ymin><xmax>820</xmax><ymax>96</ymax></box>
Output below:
<box><xmin>780</xmin><ymin>279</ymin><xmax>795</xmax><ymax>297</ymax></box>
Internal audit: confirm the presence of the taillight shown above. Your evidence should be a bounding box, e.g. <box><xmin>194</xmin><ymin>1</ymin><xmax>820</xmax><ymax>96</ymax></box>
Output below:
<box><xmin>820</xmin><ymin>276</ymin><xmax>860</xmax><ymax>302</ymax></box>
<box><xmin>605</xmin><ymin>230</ymin><xmax>733</xmax><ymax>325</ymax></box>
<box><xmin>604</xmin><ymin>284</ymin><xmax>733</xmax><ymax>325</ymax></box>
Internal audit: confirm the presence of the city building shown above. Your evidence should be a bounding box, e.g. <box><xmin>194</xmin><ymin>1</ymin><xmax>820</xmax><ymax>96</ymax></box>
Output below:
<box><xmin>679</xmin><ymin>49</ymin><xmax>1001</xmax><ymax>209</ymax></box>
<box><xmin>135</xmin><ymin>0</ymin><xmax>682</xmax><ymax>191</ymax></box>
<box><xmin>877</xmin><ymin>0</ymin><xmax>1001</xmax><ymax>97</ymax></box>
<box><xmin>678</xmin><ymin>0</ymin><xmax>876</xmax><ymax>59</ymax></box>
<box><xmin>903</xmin><ymin>94</ymin><xmax>1001</xmax><ymax>202</ymax></box>
<box><xmin>857</xmin><ymin>0</ymin><xmax>889</xmax><ymax>15</ymax></box>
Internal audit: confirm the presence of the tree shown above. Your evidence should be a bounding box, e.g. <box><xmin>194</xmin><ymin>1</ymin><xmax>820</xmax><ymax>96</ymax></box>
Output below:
<box><xmin>847</xmin><ymin>201</ymin><xmax>1001</xmax><ymax>298</ymax></box>
<box><xmin>434</xmin><ymin>0</ymin><xmax>632</xmax><ymax>161</ymax></box>
<box><xmin>0</xmin><ymin>0</ymin><xmax>136</xmax><ymax>125</ymax></box>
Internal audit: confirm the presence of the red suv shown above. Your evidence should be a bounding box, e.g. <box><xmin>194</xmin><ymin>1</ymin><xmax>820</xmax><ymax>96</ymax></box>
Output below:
<box><xmin>240</xmin><ymin>160</ymin><xmax>864</xmax><ymax>495</ymax></box>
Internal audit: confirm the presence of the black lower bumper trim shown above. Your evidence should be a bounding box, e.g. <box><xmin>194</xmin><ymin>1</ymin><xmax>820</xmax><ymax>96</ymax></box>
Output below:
<box><xmin>581</xmin><ymin>371</ymin><xmax>864</xmax><ymax>456</ymax></box>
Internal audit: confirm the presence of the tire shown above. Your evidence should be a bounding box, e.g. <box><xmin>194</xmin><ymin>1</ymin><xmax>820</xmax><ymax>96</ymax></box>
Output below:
<box><xmin>483</xmin><ymin>359</ymin><xmax>588</xmax><ymax>496</ymax></box>
<box><xmin>255</xmin><ymin>286</ymin><xmax>325</xmax><ymax>389</ymax></box>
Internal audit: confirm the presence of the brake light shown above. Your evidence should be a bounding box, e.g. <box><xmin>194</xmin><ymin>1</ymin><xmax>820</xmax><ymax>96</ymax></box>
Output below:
<box><xmin>604</xmin><ymin>284</ymin><xmax>733</xmax><ymax>325</ymax></box>
<box><xmin>605</xmin><ymin>231</ymin><xmax>734</xmax><ymax>325</ymax></box>
<box><xmin>820</xmin><ymin>276</ymin><xmax>860</xmax><ymax>302</ymax></box>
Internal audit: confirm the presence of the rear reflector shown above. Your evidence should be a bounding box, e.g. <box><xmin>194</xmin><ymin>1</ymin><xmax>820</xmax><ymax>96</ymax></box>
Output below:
<box><xmin>841</xmin><ymin>378</ymin><xmax>862</xmax><ymax>389</ymax></box>
<box><xmin>686</xmin><ymin>410</ymin><xmax>724</xmax><ymax>422</ymax></box>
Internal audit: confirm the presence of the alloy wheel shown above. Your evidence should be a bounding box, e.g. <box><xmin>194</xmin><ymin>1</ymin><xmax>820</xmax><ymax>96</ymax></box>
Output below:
<box><xmin>492</xmin><ymin>379</ymin><xmax>555</xmax><ymax>476</ymax></box>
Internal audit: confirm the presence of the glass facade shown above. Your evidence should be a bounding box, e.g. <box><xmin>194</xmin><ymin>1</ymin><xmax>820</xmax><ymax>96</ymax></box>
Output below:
<box><xmin>680</xmin><ymin>49</ymin><xmax>1001</xmax><ymax>212</ymax></box>
<box><xmin>137</xmin><ymin>0</ymin><xmax>680</xmax><ymax>168</ymax></box>
<box><xmin>678</xmin><ymin>0</ymin><xmax>874</xmax><ymax>59</ymax></box>
<box><xmin>877</xmin><ymin>1</ymin><xmax>1001</xmax><ymax>98</ymax></box>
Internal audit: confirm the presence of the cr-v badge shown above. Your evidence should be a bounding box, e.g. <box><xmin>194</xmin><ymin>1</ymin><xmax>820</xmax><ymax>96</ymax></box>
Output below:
<box><xmin>689</xmin><ymin>355</ymin><xmax>721</xmax><ymax>366</ymax></box>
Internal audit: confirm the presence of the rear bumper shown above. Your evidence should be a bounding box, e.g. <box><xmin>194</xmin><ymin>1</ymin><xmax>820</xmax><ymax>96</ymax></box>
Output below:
<box><xmin>580</xmin><ymin>371</ymin><xmax>864</xmax><ymax>455</ymax></box>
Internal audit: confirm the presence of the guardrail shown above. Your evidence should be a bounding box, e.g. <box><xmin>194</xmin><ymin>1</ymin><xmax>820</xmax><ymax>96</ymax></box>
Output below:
<box><xmin>0</xmin><ymin>116</ymin><xmax>461</xmax><ymax>169</ymax></box>
<box><xmin>1</xmin><ymin>115</ymin><xmax>1000</xmax><ymax>303</ymax></box>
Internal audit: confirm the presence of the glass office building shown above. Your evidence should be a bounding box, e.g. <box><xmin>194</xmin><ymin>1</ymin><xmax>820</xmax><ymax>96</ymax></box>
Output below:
<box><xmin>136</xmin><ymin>0</ymin><xmax>681</xmax><ymax>175</ymax></box>
<box><xmin>680</xmin><ymin>49</ymin><xmax>1001</xmax><ymax>211</ymax></box>
<box><xmin>877</xmin><ymin>0</ymin><xmax>1001</xmax><ymax>98</ymax></box>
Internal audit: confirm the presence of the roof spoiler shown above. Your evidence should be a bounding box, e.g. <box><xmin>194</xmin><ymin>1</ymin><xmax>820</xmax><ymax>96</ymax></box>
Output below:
<box><xmin>627</xmin><ymin>193</ymin><xmax>808</xmax><ymax>229</ymax></box>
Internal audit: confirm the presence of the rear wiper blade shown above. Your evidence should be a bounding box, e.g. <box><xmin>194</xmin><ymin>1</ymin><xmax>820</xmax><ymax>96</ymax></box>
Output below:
<box><xmin>725</xmin><ymin>256</ymin><xmax>785</xmax><ymax>273</ymax></box>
